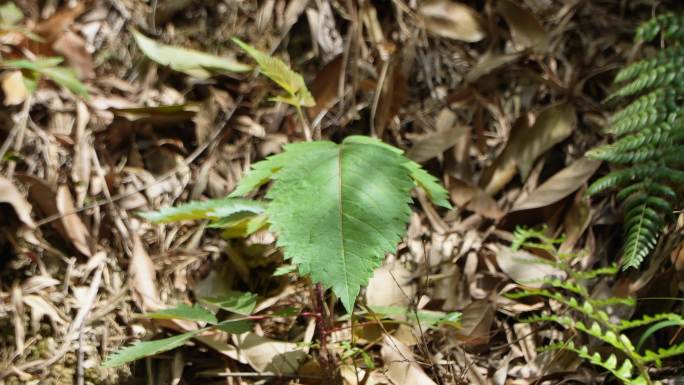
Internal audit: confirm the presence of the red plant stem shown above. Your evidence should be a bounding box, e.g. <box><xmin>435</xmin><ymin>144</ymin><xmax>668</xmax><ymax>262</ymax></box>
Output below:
<box><xmin>314</xmin><ymin>283</ymin><xmax>336</xmax><ymax>378</ymax></box>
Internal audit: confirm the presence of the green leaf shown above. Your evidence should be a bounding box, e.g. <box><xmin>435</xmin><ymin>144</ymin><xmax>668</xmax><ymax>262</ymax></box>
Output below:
<box><xmin>102</xmin><ymin>331</ymin><xmax>197</xmax><ymax>368</ymax></box>
<box><xmin>138</xmin><ymin>198</ymin><xmax>265</xmax><ymax>223</ymax></box>
<box><xmin>232</xmin><ymin>37</ymin><xmax>315</xmax><ymax>107</ymax></box>
<box><xmin>201</xmin><ymin>291</ymin><xmax>257</xmax><ymax>315</ymax></box>
<box><xmin>215</xmin><ymin>319</ymin><xmax>253</xmax><ymax>334</ymax></box>
<box><xmin>132</xmin><ymin>29</ymin><xmax>251</xmax><ymax>79</ymax></box>
<box><xmin>258</xmin><ymin>138</ymin><xmax>414</xmax><ymax>311</ymax></box>
<box><xmin>636</xmin><ymin>318</ymin><xmax>684</xmax><ymax>352</ymax></box>
<box><xmin>369</xmin><ymin>306</ymin><xmax>461</xmax><ymax>329</ymax></box>
<box><xmin>144</xmin><ymin>304</ymin><xmax>217</xmax><ymax>324</ymax></box>
<box><xmin>1</xmin><ymin>57</ymin><xmax>88</xmax><ymax>98</ymax></box>
<box><xmin>273</xmin><ymin>264</ymin><xmax>297</xmax><ymax>276</ymax></box>
<box><xmin>343</xmin><ymin>136</ymin><xmax>451</xmax><ymax>208</ymax></box>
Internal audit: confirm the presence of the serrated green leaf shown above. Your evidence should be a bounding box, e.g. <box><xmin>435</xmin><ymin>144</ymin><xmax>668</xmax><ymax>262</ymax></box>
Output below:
<box><xmin>259</xmin><ymin>138</ymin><xmax>414</xmax><ymax>312</ymax></box>
<box><xmin>144</xmin><ymin>303</ymin><xmax>217</xmax><ymax>324</ymax></box>
<box><xmin>201</xmin><ymin>291</ymin><xmax>257</xmax><ymax>315</ymax></box>
<box><xmin>132</xmin><ymin>29</ymin><xmax>251</xmax><ymax>79</ymax></box>
<box><xmin>342</xmin><ymin>136</ymin><xmax>451</xmax><ymax>208</ymax></box>
<box><xmin>230</xmin><ymin>136</ymin><xmax>450</xmax><ymax>312</ymax></box>
<box><xmin>232</xmin><ymin>37</ymin><xmax>315</xmax><ymax>107</ymax></box>
<box><xmin>138</xmin><ymin>198</ymin><xmax>265</xmax><ymax>223</ymax></box>
<box><xmin>102</xmin><ymin>331</ymin><xmax>197</xmax><ymax>368</ymax></box>
<box><xmin>273</xmin><ymin>264</ymin><xmax>297</xmax><ymax>276</ymax></box>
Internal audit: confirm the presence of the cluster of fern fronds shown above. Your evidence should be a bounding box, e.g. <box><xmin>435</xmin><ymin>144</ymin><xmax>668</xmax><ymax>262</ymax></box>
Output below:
<box><xmin>586</xmin><ymin>13</ymin><xmax>684</xmax><ymax>269</ymax></box>
<box><xmin>507</xmin><ymin>227</ymin><xmax>684</xmax><ymax>385</ymax></box>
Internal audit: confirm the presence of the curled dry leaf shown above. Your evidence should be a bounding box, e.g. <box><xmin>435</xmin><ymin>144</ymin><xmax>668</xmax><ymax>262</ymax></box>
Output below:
<box><xmin>419</xmin><ymin>0</ymin><xmax>486</xmax><ymax>42</ymax></box>
<box><xmin>0</xmin><ymin>175</ymin><xmax>35</xmax><ymax>227</ymax></box>
<box><xmin>481</xmin><ymin>103</ymin><xmax>577</xmax><ymax>195</ymax></box>
<box><xmin>510</xmin><ymin>158</ymin><xmax>601</xmax><ymax>212</ymax></box>
<box><xmin>381</xmin><ymin>335</ymin><xmax>438</xmax><ymax>385</ymax></box>
<box><xmin>497</xmin><ymin>0</ymin><xmax>549</xmax><ymax>51</ymax></box>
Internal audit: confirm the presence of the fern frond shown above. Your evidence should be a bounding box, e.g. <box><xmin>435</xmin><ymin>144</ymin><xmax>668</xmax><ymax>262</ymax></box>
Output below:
<box><xmin>586</xmin><ymin>164</ymin><xmax>658</xmax><ymax>195</ymax></box>
<box><xmin>636</xmin><ymin>13</ymin><xmax>684</xmax><ymax>42</ymax></box>
<box><xmin>622</xmin><ymin>197</ymin><xmax>663</xmax><ymax>269</ymax></box>
<box><xmin>615</xmin><ymin>46</ymin><xmax>684</xmax><ymax>82</ymax></box>
<box><xmin>642</xmin><ymin>342</ymin><xmax>684</xmax><ymax>366</ymax></box>
<box><xmin>611</xmin><ymin>64</ymin><xmax>684</xmax><ymax>99</ymax></box>
<box><xmin>549</xmin><ymin>341</ymin><xmax>642</xmax><ymax>384</ymax></box>
<box><xmin>618</xmin><ymin>313</ymin><xmax>683</xmax><ymax>331</ymax></box>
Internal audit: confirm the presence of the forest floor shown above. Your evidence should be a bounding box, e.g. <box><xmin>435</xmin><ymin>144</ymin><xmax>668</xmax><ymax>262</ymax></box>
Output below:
<box><xmin>1</xmin><ymin>1</ymin><xmax>684</xmax><ymax>384</ymax></box>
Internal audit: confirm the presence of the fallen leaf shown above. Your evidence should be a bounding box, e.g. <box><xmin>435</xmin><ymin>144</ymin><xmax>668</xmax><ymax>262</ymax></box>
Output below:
<box><xmin>497</xmin><ymin>0</ymin><xmax>548</xmax><ymax>51</ymax></box>
<box><xmin>366</xmin><ymin>261</ymin><xmax>416</xmax><ymax>308</ymax></box>
<box><xmin>56</xmin><ymin>185</ymin><xmax>92</xmax><ymax>256</ymax></box>
<box><xmin>558</xmin><ymin>190</ymin><xmax>593</xmax><ymax>254</ymax></box>
<box><xmin>465</xmin><ymin>51</ymin><xmax>523</xmax><ymax>83</ymax></box>
<box><xmin>1</xmin><ymin>70</ymin><xmax>27</xmax><ymax>105</ymax></box>
<box><xmin>496</xmin><ymin>246</ymin><xmax>565</xmax><ymax>287</ymax></box>
<box><xmin>407</xmin><ymin>112</ymin><xmax>469</xmax><ymax>163</ymax></box>
<box><xmin>232</xmin><ymin>333</ymin><xmax>307</xmax><ymax>374</ymax></box>
<box><xmin>453</xmin><ymin>300</ymin><xmax>494</xmax><ymax>345</ymax></box>
<box><xmin>132</xmin><ymin>29</ymin><xmax>251</xmax><ymax>79</ymax></box>
<box><xmin>381</xmin><ymin>335</ymin><xmax>438</xmax><ymax>385</ymax></box>
<box><xmin>510</xmin><ymin>158</ymin><xmax>601</xmax><ymax>212</ymax></box>
<box><xmin>419</xmin><ymin>0</ymin><xmax>486</xmax><ymax>42</ymax></box>
<box><xmin>129</xmin><ymin>235</ymin><xmax>161</xmax><ymax>311</ymax></box>
<box><xmin>448</xmin><ymin>177</ymin><xmax>503</xmax><ymax>220</ymax></box>
<box><xmin>51</xmin><ymin>30</ymin><xmax>94</xmax><ymax>79</ymax></box>
<box><xmin>481</xmin><ymin>103</ymin><xmax>576</xmax><ymax>195</ymax></box>
<box><xmin>0</xmin><ymin>175</ymin><xmax>35</xmax><ymax>227</ymax></box>
<box><xmin>32</xmin><ymin>3</ymin><xmax>86</xmax><ymax>42</ymax></box>
<box><xmin>307</xmin><ymin>54</ymin><xmax>343</xmax><ymax>119</ymax></box>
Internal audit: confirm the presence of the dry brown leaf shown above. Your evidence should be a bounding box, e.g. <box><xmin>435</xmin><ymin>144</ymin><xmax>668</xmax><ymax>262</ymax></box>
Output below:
<box><xmin>366</xmin><ymin>261</ymin><xmax>416</xmax><ymax>308</ymax></box>
<box><xmin>559</xmin><ymin>190</ymin><xmax>593</xmax><ymax>254</ymax></box>
<box><xmin>307</xmin><ymin>55</ymin><xmax>343</xmax><ymax>119</ymax></box>
<box><xmin>232</xmin><ymin>333</ymin><xmax>307</xmax><ymax>374</ymax></box>
<box><xmin>56</xmin><ymin>185</ymin><xmax>92</xmax><ymax>257</ymax></box>
<box><xmin>129</xmin><ymin>235</ymin><xmax>161</xmax><ymax>311</ymax></box>
<box><xmin>454</xmin><ymin>300</ymin><xmax>494</xmax><ymax>345</ymax></box>
<box><xmin>0</xmin><ymin>176</ymin><xmax>35</xmax><ymax>227</ymax></box>
<box><xmin>419</xmin><ymin>0</ymin><xmax>486</xmax><ymax>42</ymax></box>
<box><xmin>466</xmin><ymin>52</ymin><xmax>523</xmax><ymax>83</ymax></box>
<box><xmin>373</xmin><ymin>52</ymin><xmax>410</xmax><ymax>137</ymax></box>
<box><xmin>497</xmin><ymin>0</ymin><xmax>548</xmax><ymax>51</ymax></box>
<box><xmin>448</xmin><ymin>177</ymin><xmax>504</xmax><ymax>220</ymax></box>
<box><xmin>32</xmin><ymin>3</ymin><xmax>86</xmax><ymax>42</ymax></box>
<box><xmin>407</xmin><ymin>115</ymin><xmax>469</xmax><ymax>163</ymax></box>
<box><xmin>496</xmin><ymin>246</ymin><xmax>565</xmax><ymax>287</ymax></box>
<box><xmin>510</xmin><ymin>158</ymin><xmax>601</xmax><ymax>212</ymax></box>
<box><xmin>1</xmin><ymin>70</ymin><xmax>28</xmax><ymax>105</ymax></box>
<box><xmin>52</xmin><ymin>30</ymin><xmax>94</xmax><ymax>79</ymax></box>
<box><xmin>481</xmin><ymin>103</ymin><xmax>577</xmax><ymax>195</ymax></box>
<box><xmin>381</xmin><ymin>335</ymin><xmax>438</xmax><ymax>385</ymax></box>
